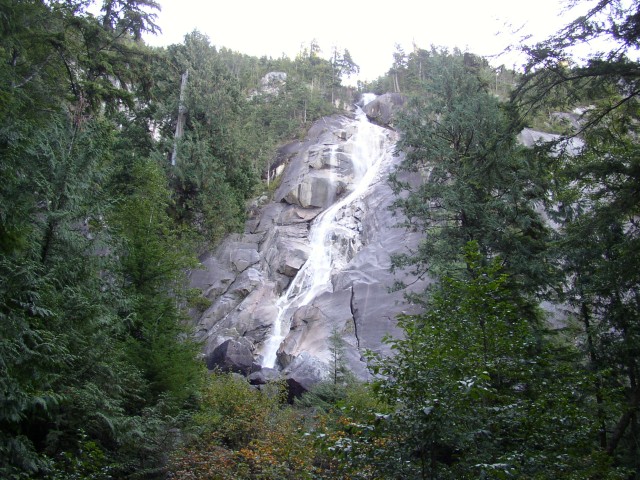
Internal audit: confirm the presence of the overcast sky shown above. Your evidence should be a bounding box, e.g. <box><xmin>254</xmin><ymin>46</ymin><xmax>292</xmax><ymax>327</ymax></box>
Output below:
<box><xmin>143</xmin><ymin>0</ymin><xmax>577</xmax><ymax>82</ymax></box>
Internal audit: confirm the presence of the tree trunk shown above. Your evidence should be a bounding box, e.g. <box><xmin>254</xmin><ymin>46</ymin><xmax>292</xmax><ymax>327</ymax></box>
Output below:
<box><xmin>171</xmin><ymin>70</ymin><xmax>189</xmax><ymax>167</ymax></box>
<box><xmin>607</xmin><ymin>385</ymin><xmax>640</xmax><ymax>455</ymax></box>
<box><xmin>581</xmin><ymin>301</ymin><xmax>608</xmax><ymax>449</ymax></box>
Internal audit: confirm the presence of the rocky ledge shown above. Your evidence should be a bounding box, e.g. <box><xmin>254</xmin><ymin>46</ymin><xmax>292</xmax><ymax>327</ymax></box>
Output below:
<box><xmin>189</xmin><ymin>107</ymin><xmax>426</xmax><ymax>397</ymax></box>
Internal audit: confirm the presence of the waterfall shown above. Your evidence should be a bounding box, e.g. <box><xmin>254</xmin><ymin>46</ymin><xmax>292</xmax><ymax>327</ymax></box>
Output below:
<box><xmin>261</xmin><ymin>106</ymin><xmax>391</xmax><ymax>368</ymax></box>
<box><xmin>360</xmin><ymin>92</ymin><xmax>377</xmax><ymax>107</ymax></box>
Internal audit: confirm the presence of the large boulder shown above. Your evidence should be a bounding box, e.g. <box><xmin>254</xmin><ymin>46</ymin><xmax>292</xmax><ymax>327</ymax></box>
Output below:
<box><xmin>248</xmin><ymin>367</ymin><xmax>280</xmax><ymax>386</ymax></box>
<box><xmin>283</xmin><ymin>352</ymin><xmax>330</xmax><ymax>400</ymax></box>
<box><xmin>363</xmin><ymin>93</ymin><xmax>406</xmax><ymax>128</ymax></box>
<box><xmin>206</xmin><ymin>339</ymin><xmax>255</xmax><ymax>374</ymax></box>
<box><xmin>282</xmin><ymin>172</ymin><xmax>347</xmax><ymax>208</ymax></box>
<box><xmin>273</xmin><ymin>115</ymin><xmax>357</xmax><ymax>208</ymax></box>
<box><xmin>261</xmin><ymin>223</ymin><xmax>310</xmax><ymax>279</ymax></box>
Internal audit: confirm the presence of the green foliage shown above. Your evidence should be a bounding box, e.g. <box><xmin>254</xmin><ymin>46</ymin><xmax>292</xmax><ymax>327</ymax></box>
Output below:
<box><xmin>391</xmin><ymin>48</ymin><xmax>551</xmax><ymax>297</ymax></box>
<box><xmin>360</xmin><ymin>45</ymin><xmax>515</xmax><ymax>99</ymax></box>
<box><xmin>186</xmin><ymin>288</ymin><xmax>212</xmax><ymax>313</ymax></box>
<box><xmin>191</xmin><ymin>373</ymin><xmax>286</xmax><ymax>448</ymax></box>
<box><xmin>45</xmin><ymin>434</ymin><xmax>114</xmax><ymax>480</ymax></box>
<box><xmin>169</xmin><ymin>374</ymin><xmax>319</xmax><ymax>480</ymax></box>
<box><xmin>0</xmin><ymin>114</ymin><xmax>202</xmax><ymax>475</ymax></box>
<box><xmin>364</xmin><ymin>243</ymin><xmax>614</xmax><ymax>478</ymax></box>
<box><xmin>296</xmin><ymin>328</ymin><xmax>360</xmax><ymax>415</ymax></box>
<box><xmin>511</xmin><ymin>1</ymin><xmax>640</xmax><ymax>472</ymax></box>
<box><xmin>513</xmin><ymin>0</ymin><xmax>640</xmax><ymax>127</ymax></box>
<box><xmin>543</xmin><ymin>104</ymin><xmax>640</xmax><ymax>472</ymax></box>
<box><xmin>109</xmin><ymin>156</ymin><xmax>204</xmax><ymax>404</ymax></box>
<box><xmin>0</xmin><ymin>2</ymin><xmax>207</xmax><ymax>477</ymax></box>
<box><xmin>151</xmin><ymin>32</ymin><xmax>342</xmax><ymax>247</ymax></box>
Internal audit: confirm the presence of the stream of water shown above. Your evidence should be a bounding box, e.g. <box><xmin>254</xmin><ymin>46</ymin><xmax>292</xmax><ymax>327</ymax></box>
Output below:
<box><xmin>261</xmin><ymin>104</ymin><xmax>392</xmax><ymax>368</ymax></box>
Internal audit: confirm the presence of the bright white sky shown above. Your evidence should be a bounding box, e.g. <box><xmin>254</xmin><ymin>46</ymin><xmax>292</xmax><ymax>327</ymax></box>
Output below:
<box><xmin>143</xmin><ymin>0</ymin><xmax>579</xmax><ymax>82</ymax></box>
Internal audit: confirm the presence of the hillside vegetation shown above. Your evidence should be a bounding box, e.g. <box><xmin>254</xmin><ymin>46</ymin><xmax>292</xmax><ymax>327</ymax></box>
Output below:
<box><xmin>0</xmin><ymin>1</ymin><xmax>352</xmax><ymax>477</ymax></box>
<box><xmin>1</xmin><ymin>0</ymin><xmax>639</xmax><ymax>479</ymax></box>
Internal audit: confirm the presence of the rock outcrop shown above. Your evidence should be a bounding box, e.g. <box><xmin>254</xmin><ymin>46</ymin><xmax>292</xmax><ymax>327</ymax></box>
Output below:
<box><xmin>249</xmin><ymin>71</ymin><xmax>287</xmax><ymax>99</ymax></box>
<box><xmin>362</xmin><ymin>92</ymin><xmax>406</xmax><ymax>128</ymax></box>
<box><xmin>190</xmin><ymin>102</ymin><xmax>426</xmax><ymax>395</ymax></box>
<box><xmin>206</xmin><ymin>339</ymin><xmax>256</xmax><ymax>375</ymax></box>
<box><xmin>189</xmin><ymin>93</ymin><xmax>577</xmax><ymax>397</ymax></box>
<box><xmin>518</xmin><ymin>127</ymin><xmax>583</xmax><ymax>155</ymax></box>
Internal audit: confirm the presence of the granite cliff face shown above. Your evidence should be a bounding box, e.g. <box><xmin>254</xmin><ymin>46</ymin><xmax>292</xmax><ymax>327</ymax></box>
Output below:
<box><xmin>189</xmin><ymin>97</ymin><xmax>426</xmax><ymax>391</ymax></box>
<box><xmin>187</xmin><ymin>91</ymin><xmax>577</xmax><ymax>393</ymax></box>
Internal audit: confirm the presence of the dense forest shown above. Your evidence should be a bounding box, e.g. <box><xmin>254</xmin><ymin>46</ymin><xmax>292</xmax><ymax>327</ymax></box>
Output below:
<box><xmin>1</xmin><ymin>0</ymin><xmax>639</xmax><ymax>479</ymax></box>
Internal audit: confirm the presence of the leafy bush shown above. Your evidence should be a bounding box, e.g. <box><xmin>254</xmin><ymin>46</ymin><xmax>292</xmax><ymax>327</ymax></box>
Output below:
<box><xmin>169</xmin><ymin>374</ymin><xmax>317</xmax><ymax>479</ymax></box>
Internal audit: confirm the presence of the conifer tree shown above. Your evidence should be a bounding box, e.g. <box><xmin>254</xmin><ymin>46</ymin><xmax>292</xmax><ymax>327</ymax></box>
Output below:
<box><xmin>369</xmin><ymin>243</ymin><xmax>609</xmax><ymax>478</ymax></box>
<box><xmin>512</xmin><ymin>0</ymin><xmax>640</xmax><ymax>469</ymax></box>
<box><xmin>0</xmin><ymin>2</ymin><xmax>205</xmax><ymax>476</ymax></box>
<box><xmin>391</xmin><ymin>48</ymin><xmax>551</xmax><ymax>299</ymax></box>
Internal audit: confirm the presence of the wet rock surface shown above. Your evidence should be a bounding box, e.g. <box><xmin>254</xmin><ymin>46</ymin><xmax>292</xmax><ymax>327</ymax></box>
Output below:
<box><xmin>190</xmin><ymin>106</ymin><xmax>426</xmax><ymax>394</ymax></box>
<box><xmin>192</xmin><ymin>99</ymin><xmax>574</xmax><ymax>397</ymax></box>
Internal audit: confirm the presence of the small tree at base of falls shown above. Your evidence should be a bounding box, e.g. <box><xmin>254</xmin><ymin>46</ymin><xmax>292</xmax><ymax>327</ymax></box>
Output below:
<box><xmin>328</xmin><ymin>327</ymin><xmax>349</xmax><ymax>386</ymax></box>
<box><xmin>296</xmin><ymin>328</ymin><xmax>357</xmax><ymax>413</ymax></box>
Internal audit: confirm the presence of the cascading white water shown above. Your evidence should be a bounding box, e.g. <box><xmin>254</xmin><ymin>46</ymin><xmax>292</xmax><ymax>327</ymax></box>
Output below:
<box><xmin>261</xmin><ymin>106</ymin><xmax>391</xmax><ymax>368</ymax></box>
<box><xmin>360</xmin><ymin>92</ymin><xmax>377</xmax><ymax>107</ymax></box>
